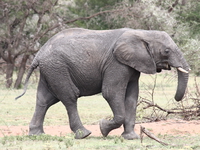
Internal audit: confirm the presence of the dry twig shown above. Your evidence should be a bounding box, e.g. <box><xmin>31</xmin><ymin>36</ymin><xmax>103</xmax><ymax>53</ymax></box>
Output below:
<box><xmin>140</xmin><ymin>126</ymin><xmax>169</xmax><ymax>146</ymax></box>
<box><xmin>139</xmin><ymin>98</ymin><xmax>200</xmax><ymax>117</ymax></box>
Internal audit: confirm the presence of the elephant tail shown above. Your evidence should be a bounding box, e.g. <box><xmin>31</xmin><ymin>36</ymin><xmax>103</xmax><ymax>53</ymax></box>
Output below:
<box><xmin>15</xmin><ymin>59</ymin><xmax>39</xmax><ymax>100</ymax></box>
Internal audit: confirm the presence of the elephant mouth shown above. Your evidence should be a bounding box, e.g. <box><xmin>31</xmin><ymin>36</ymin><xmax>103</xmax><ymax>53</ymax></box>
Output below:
<box><xmin>156</xmin><ymin>62</ymin><xmax>171</xmax><ymax>72</ymax></box>
<box><xmin>156</xmin><ymin>62</ymin><xmax>189</xmax><ymax>73</ymax></box>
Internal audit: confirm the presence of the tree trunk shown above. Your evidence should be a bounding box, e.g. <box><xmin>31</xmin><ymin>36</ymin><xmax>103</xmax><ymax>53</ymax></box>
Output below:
<box><xmin>6</xmin><ymin>62</ymin><xmax>14</xmax><ymax>88</ymax></box>
<box><xmin>168</xmin><ymin>0</ymin><xmax>179</xmax><ymax>13</ymax></box>
<box><xmin>14</xmin><ymin>54</ymin><xmax>29</xmax><ymax>89</ymax></box>
<box><xmin>182</xmin><ymin>0</ymin><xmax>186</xmax><ymax>6</ymax></box>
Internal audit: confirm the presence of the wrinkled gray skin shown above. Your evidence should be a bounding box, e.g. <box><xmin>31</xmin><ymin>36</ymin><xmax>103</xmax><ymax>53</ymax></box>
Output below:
<box><xmin>16</xmin><ymin>28</ymin><xmax>190</xmax><ymax>140</ymax></box>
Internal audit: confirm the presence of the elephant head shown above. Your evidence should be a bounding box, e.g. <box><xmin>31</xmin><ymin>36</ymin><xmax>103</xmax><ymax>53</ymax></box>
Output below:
<box><xmin>113</xmin><ymin>30</ymin><xmax>190</xmax><ymax>101</ymax></box>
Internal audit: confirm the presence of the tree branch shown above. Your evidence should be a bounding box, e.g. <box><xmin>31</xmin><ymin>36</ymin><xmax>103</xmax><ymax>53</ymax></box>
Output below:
<box><xmin>140</xmin><ymin>126</ymin><xmax>169</xmax><ymax>146</ymax></box>
<box><xmin>33</xmin><ymin>7</ymin><xmax>130</xmax><ymax>42</ymax></box>
<box><xmin>139</xmin><ymin>98</ymin><xmax>200</xmax><ymax>117</ymax></box>
<box><xmin>168</xmin><ymin>0</ymin><xmax>179</xmax><ymax>13</ymax></box>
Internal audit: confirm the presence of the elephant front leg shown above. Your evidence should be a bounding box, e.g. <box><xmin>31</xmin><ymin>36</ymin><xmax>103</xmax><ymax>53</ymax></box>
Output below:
<box><xmin>122</xmin><ymin>78</ymin><xmax>140</xmax><ymax>140</ymax></box>
<box><xmin>100</xmin><ymin>87</ymin><xmax>127</xmax><ymax>137</ymax></box>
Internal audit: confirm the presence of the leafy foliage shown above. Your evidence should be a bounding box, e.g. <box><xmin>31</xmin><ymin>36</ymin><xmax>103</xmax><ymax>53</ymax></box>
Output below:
<box><xmin>68</xmin><ymin>0</ymin><xmax>124</xmax><ymax>29</ymax></box>
<box><xmin>0</xmin><ymin>0</ymin><xmax>70</xmax><ymax>88</ymax></box>
<box><xmin>174</xmin><ymin>1</ymin><xmax>200</xmax><ymax>75</ymax></box>
<box><xmin>1</xmin><ymin>0</ymin><xmax>200</xmax><ymax>81</ymax></box>
<box><xmin>178</xmin><ymin>1</ymin><xmax>200</xmax><ymax>38</ymax></box>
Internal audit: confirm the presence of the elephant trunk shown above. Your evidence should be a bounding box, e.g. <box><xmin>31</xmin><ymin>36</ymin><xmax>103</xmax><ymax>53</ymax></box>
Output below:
<box><xmin>171</xmin><ymin>47</ymin><xmax>190</xmax><ymax>101</ymax></box>
<box><xmin>174</xmin><ymin>69</ymin><xmax>189</xmax><ymax>101</ymax></box>
<box><xmin>174</xmin><ymin>53</ymin><xmax>189</xmax><ymax>101</ymax></box>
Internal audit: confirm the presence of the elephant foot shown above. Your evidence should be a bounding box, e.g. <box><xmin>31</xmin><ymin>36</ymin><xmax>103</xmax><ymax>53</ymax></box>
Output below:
<box><xmin>121</xmin><ymin>131</ymin><xmax>140</xmax><ymax>140</ymax></box>
<box><xmin>100</xmin><ymin>119</ymin><xmax>113</xmax><ymax>137</ymax></box>
<box><xmin>29</xmin><ymin>125</ymin><xmax>45</xmax><ymax>135</ymax></box>
<box><xmin>75</xmin><ymin>128</ymin><xmax>91</xmax><ymax>139</ymax></box>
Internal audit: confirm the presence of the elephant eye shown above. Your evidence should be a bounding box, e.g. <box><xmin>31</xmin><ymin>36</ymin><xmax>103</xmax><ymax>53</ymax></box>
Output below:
<box><xmin>161</xmin><ymin>49</ymin><xmax>170</xmax><ymax>59</ymax></box>
<box><xmin>165</xmin><ymin>48</ymin><xmax>170</xmax><ymax>54</ymax></box>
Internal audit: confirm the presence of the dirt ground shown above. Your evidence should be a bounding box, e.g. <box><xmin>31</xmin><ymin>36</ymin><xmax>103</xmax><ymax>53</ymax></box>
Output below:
<box><xmin>0</xmin><ymin>119</ymin><xmax>200</xmax><ymax>137</ymax></box>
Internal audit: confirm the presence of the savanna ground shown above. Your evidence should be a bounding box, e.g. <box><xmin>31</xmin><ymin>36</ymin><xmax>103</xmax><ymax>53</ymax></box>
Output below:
<box><xmin>0</xmin><ymin>71</ymin><xmax>200</xmax><ymax>149</ymax></box>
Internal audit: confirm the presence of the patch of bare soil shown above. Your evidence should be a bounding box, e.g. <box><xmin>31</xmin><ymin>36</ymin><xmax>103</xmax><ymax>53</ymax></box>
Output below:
<box><xmin>0</xmin><ymin>119</ymin><xmax>200</xmax><ymax>137</ymax></box>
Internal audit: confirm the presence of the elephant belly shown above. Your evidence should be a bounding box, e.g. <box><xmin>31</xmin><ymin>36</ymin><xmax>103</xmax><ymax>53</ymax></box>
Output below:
<box><xmin>71</xmin><ymin>72</ymin><xmax>102</xmax><ymax>96</ymax></box>
<box><xmin>77</xmin><ymin>80</ymin><xmax>102</xmax><ymax>96</ymax></box>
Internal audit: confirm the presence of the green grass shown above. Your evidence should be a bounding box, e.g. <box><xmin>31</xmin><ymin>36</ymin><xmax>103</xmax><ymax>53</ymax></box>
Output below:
<box><xmin>0</xmin><ymin>90</ymin><xmax>112</xmax><ymax>126</ymax></box>
<box><xmin>2</xmin><ymin>71</ymin><xmax>198</xmax><ymax>126</ymax></box>
<box><xmin>0</xmin><ymin>71</ymin><xmax>200</xmax><ymax>149</ymax></box>
<box><xmin>0</xmin><ymin>134</ymin><xmax>200</xmax><ymax>149</ymax></box>
<box><xmin>1</xmin><ymin>71</ymin><xmax>199</xmax><ymax>126</ymax></box>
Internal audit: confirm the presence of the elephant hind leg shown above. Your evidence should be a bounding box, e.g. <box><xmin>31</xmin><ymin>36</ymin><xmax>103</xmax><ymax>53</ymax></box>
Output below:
<box><xmin>61</xmin><ymin>99</ymin><xmax>91</xmax><ymax>139</ymax></box>
<box><xmin>29</xmin><ymin>76</ymin><xmax>59</xmax><ymax>135</ymax></box>
<box><xmin>48</xmin><ymin>71</ymin><xmax>91</xmax><ymax>139</ymax></box>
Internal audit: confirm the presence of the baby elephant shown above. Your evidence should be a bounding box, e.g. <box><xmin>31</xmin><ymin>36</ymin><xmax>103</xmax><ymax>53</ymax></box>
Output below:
<box><xmin>16</xmin><ymin>28</ymin><xmax>190</xmax><ymax>140</ymax></box>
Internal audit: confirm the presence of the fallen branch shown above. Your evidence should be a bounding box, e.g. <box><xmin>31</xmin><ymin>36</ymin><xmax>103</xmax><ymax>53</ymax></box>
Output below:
<box><xmin>140</xmin><ymin>126</ymin><xmax>169</xmax><ymax>146</ymax></box>
<box><xmin>139</xmin><ymin>98</ymin><xmax>199</xmax><ymax>115</ymax></box>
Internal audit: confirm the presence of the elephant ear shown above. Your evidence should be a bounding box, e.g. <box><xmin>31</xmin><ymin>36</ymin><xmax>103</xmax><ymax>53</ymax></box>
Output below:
<box><xmin>113</xmin><ymin>32</ymin><xmax>157</xmax><ymax>74</ymax></box>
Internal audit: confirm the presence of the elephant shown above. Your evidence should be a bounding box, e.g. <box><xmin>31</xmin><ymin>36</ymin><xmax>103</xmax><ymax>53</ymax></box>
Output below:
<box><xmin>16</xmin><ymin>28</ymin><xmax>190</xmax><ymax>140</ymax></box>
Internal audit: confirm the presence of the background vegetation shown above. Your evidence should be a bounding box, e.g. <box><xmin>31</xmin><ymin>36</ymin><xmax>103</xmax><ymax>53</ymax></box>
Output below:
<box><xmin>1</xmin><ymin>0</ymin><xmax>200</xmax><ymax>149</ymax></box>
<box><xmin>1</xmin><ymin>0</ymin><xmax>200</xmax><ymax>88</ymax></box>
<box><xmin>1</xmin><ymin>0</ymin><xmax>200</xmax><ymax>121</ymax></box>
<box><xmin>0</xmin><ymin>73</ymin><xmax>200</xmax><ymax>149</ymax></box>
